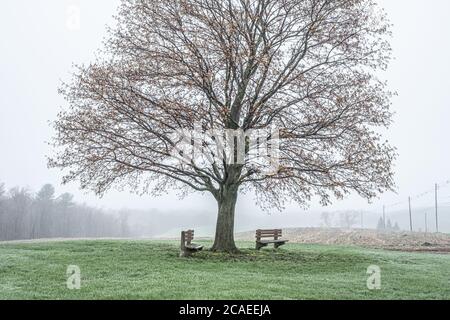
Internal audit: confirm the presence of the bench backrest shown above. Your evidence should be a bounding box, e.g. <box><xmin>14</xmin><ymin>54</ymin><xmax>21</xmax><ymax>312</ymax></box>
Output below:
<box><xmin>256</xmin><ymin>229</ymin><xmax>282</xmax><ymax>241</ymax></box>
<box><xmin>181</xmin><ymin>230</ymin><xmax>195</xmax><ymax>246</ymax></box>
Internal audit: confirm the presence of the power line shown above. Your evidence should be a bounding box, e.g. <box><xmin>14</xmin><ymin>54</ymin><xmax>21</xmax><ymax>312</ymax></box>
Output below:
<box><xmin>381</xmin><ymin>181</ymin><xmax>449</xmax><ymax>233</ymax></box>
<box><xmin>384</xmin><ymin>179</ymin><xmax>450</xmax><ymax>209</ymax></box>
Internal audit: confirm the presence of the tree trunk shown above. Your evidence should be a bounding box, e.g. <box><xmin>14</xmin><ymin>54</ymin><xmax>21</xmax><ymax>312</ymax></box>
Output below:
<box><xmin>211</xmin><ymin>185</ymin><xmax>239</xmax><ymax>253</ymax></box>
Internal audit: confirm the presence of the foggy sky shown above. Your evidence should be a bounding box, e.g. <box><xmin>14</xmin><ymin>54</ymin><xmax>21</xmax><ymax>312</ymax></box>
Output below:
<box><xmin>1</xmin><ymin>0</ymin><xmax>450</xmax><ymax>229</ymax></box>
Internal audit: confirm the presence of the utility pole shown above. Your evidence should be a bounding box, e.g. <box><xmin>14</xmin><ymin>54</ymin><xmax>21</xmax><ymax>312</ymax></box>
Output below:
<box><xmin>408</xmin><ymin>197</ymin><xmax>413</xmax><ymax>232</ymax></box>
<box><xmin>383</xmin><ymin>205</ymin><xmax>386</xmax><ymax>229</ymax></box>
<box><xmin>361</xmin><ymin>211</ymin><xmax>364</xmax><ymax>229</ymax></box>
<box><xmin>435</xmin><ymin>183</ymin><xmax>439</xmax><ymax>233</ymax></box>
<box><xmin>425</xmin><ymin>212</ymin><xmax>428</xmax><ymax>234</ymax></box>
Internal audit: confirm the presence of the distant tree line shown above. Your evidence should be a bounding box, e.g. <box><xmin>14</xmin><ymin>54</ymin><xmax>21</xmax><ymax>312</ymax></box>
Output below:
<box><xmin>0</xmin><ymin>183</ymin><xmax>130</xmax><ymax>241</ymax></box>
<box><xmin>320</xmin><ymin>211</ymin><xmax>361</xmax><ymax>229</ymax></box>
<box><xmin>320</xmin><ymin>210</ymin><xmax>401</xmax><ymax>232</ymax></box>
<box><xmin>377</xmin><ymin>217</ymin><xmax>400</xmax><ymax>232</ymax></box>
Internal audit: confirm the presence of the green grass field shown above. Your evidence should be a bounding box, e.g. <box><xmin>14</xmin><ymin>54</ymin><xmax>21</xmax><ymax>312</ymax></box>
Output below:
<box><xmin>0</xmin><ymin>240</ymin><xmax>449</xmax><ymax>300</ymax></box>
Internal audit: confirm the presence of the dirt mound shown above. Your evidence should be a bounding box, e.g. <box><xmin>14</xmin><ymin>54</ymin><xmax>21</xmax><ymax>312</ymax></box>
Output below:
<box><xmin>236</xmin><ymin>228</ymin><xmax>450</xmax><ymax>253</ymax></box>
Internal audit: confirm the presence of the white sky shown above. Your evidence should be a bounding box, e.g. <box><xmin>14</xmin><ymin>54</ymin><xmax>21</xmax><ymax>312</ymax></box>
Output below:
<box><xmin>1</xmin><ymin>0</ymin><xmax>450</xmax><ymax>220</ymax></box>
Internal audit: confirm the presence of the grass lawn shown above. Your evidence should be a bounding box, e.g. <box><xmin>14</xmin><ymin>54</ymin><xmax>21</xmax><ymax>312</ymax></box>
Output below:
<box><xmin>0</xmin><ymin>240</ymin><xmax>449</xmax><ymax>300</ymax></box>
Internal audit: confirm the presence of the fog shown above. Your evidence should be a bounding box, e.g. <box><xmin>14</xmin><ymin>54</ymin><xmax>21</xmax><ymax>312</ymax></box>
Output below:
<box><xmin>1</xmin><ymin>0</ymin><xmax>450</xmax><ymax>237</ymax></box>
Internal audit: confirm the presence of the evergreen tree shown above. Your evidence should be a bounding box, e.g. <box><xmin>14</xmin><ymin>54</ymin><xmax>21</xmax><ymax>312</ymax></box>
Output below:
<box><xmin>377</xmin><ymin>217</ymin><xmax>385</xmax><ymax>231</ymax></box>
<box><xmin>386</xmin><ymin>219</ymin><xmax>393</xmax><ymax>231</ymax></box>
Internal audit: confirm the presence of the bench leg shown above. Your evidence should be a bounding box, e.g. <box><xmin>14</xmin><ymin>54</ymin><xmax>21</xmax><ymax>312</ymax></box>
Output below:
<box><xmin>256</xmin><ymin>242</ymin><xmax>267</xmax><ymax>251</ymax></box>
<box><xmin>274</xmin><ymin>242</ymin><xmax>285</xmax><ymax>249</ymax></box>
<box><xmin>180</xmin><ymin>249</ymin><xmax>192</xmax><ymax>258</ymax></box>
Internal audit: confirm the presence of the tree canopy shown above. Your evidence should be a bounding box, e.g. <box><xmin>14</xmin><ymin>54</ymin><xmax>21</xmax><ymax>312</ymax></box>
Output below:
<box><xmin>50</xmin><ymin>0</ymin><xmax>396</xmax><ymax>251</ymax></box>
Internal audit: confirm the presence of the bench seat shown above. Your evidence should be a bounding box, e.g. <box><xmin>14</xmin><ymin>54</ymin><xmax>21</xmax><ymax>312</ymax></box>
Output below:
<box><xmin>258</xmin><ymin>239</ymin><xmax>289</xmax><ymax>245</ymax></box>
<box><xmin>185</xmin><ymin>244</ymin><xmax>204</xmax><ymax>251</ymax></box>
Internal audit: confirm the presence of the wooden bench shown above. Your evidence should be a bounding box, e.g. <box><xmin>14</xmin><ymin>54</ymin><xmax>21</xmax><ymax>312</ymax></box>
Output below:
<box><xmin>256</xmin><ymin>229</ymin><xmax>288</xmax><ymax>250</ymax></box>
<box><xmin>180</xmin><ymin>230</ymin><xmax>203</xmax><ymax>257</ymax></box>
